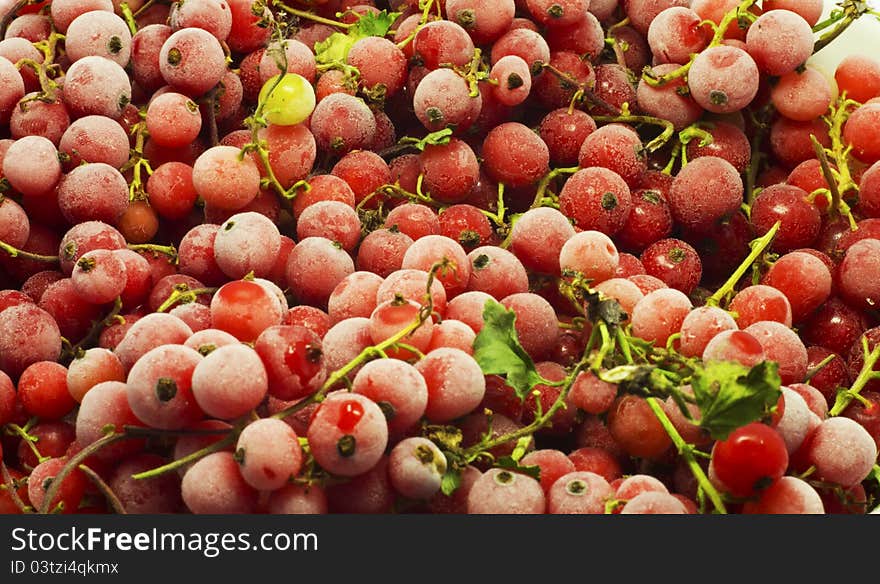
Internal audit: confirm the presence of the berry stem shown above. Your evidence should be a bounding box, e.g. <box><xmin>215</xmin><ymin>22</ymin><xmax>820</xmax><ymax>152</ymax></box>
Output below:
<box><xmin>810</xmin><ymin>94</ymin><xmax>861</xmax><ymax>229</ymax></box>
<box><xmin>540</xmin><ymin>63</ymin><xmax>620</xmax><ymax>115</ymax></box>
<box><xmin>0</xmin><ymin>0</ymin><xmax>26</xmax><ymax>38</ymax></box>
<box><xmin>38</xmin><ymin>431</ymin><xmax>127</xmax><ymax>514</ymax></box>
<box><xmin>5</xmin><ymin>423</ymin><xmax>47</xmax><ymax>464</ymax></box>
<box><xmin>705</xmin><ymin>220</ymin><xmax>781</xmax><ymax>308</ymax></box>
<box><xmin>590</xmin><ymin>321</ymin><xmax>615</xmax><ymax>370</ymax></box>
<box><xmin>155</xmin><ymin>286</ymin><xmax>217</xmax><ymax>313</ymax></box>
<box><xmin>119</xmin><ymin>2</ymin><xmax>138</xmax><ymax>36</ymax></box>
<box><xmin>645</xmin><ymin>396</ymin><xmax>728</xmax><ymax>514</ymax></box>
<box><xmin>67</xmin><ymin>296</ymin><xmax>124</xmax><ymax>359</ymax></box>
<box><xmin>605</xmin><ymin>14</ymin><xmax>631</xmax><ymax>65</ymax></box>
<box><xmin>272</xmin><ymin>260</ymin><xmax>447</xmax><ymax>421</ymax></box>
<box><xmin>1</xmin><ymin>462</ymin><xmax>31</xmax><ymax>514</ymax></box>
<box><xmin>131</xmin><ymin>434</ymin><xmax>236</xmax><ymax>480</ymax></box>
<box><xmin>805</xmin><ymin>352</ymin><xmax>837</xmax><ymax>384</ymax></box>
<box><xmin>462</xmin><ymin>362</ymin><xmax>585</xmax><ymax>462</ymax></box>
<box><xmin>132</xmin><ymin>0</ymin><xmax>156</xmax><ymax>18</ymax></box>
<box><xmin>813</xmin><ymin>0</ymin><xmax>871</xmax><ymax>54</ymax></box>
<box><xmin>127</xmin><ymin>243</ymin><xmax>179</xmax><ymax>263</ymax></box>
<box><xmin>679</xmin><ymin>124</ymin><xmax>715</xmax><ymax>149</ymax></box>
<box><xmin>479</xmin><ymin>183</ymin><xmax>508</xmax><ymax>229</ymax></box>
<box><xmin>456</xmin><ymin>48</ymin><xmax>488</xmax><ymax>98</ymax></box>
<box><xmin>811</xmin><ymin>134</ymin><xmax>858</xmax><ymax>230</ymax></box>
<box><xmin>79</xmin><ymin>464</ymin><xmax>127</xmax><ymax>514</ymax></box>
<box><xmin>123</xmin><ymin>118</ymin><xmax>154</xmax><ymax>202</ymax></box>
<box><xmin>244</xmin><ymin>73</ymin><xmax>302</xmax><ymax>211</ymax></box>
<box><xmin>396</xmin><ymin>0</ymin><xmax>438</xmax><ymax>48</ymax></box>
<box><xmin>829</xmin><ymin>339</ymin><xmax>880</xmax><ymax>416</ymax></box>
<box><xmin>531</xmin><ymin>166</ymin><xmax>579</xmax><ymax>209</ymax></box>
<box><xmin>464</xmin><ymin>320</ymin><xmax>614</xmax><ymax>462</ymax></box>
<box><xmin>0</xmin><ymin>240</ymin><xmax>60</xmax><ymax>263</ymax></box>
<box><xmin>16</xmin><ymin>31</ymin><xmax>65</xmax><ymax>102</ymax></box>
<box><xmin>593</xmin><ymin>106</ymin><xmax>675</xmax><ymax>152</ymax></box>
<box><xmin>273</xmin><ymin>1</ymin><xmax>354</xmax><ymax>29</ymax></box>
<box><xmin>358</xmin><ymin>182</ymin><xmax>442</xmax><ymax>211</ymax></box>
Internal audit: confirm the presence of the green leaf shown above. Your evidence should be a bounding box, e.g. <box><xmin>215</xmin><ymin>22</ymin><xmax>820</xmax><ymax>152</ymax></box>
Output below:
<box><xmin>314</xmin><ymin>32</ymin><xmax>355</xmax><ymax>65</ymax></box>
<box><xmin>692</xmin><ymin>361</ymin><xmax>782</xmax><ymax>441</ymax></box>
<box><xmin>440</xmin><ymin>467</ymin><xmax>462</xmax><ymax>496</ymax></box>
<box><xmin>350</xmin><ymin>10</ymin><xmax>401</xmax><ymax>38</ymax></box>
<box><xmin>473</xmin><ymin>299</ymin><xmax>543</xmax><ymax>400</ymax></box>
<box><xmin>495</xmin><ymin>457</ymin><xmax>541</xmax><ymax>480</ymax></box>
<box><xmin>313</xmin><ymin>10</ymin><xmax>401</xmax><ymax>65</ymax></box>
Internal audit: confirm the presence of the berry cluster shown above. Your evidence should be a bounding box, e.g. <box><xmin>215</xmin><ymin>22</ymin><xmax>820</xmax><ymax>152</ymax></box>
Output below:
<box><xmin>1</xmin><ymin>0</ymin><xmax>879</xmax><ymax>515</ymax></box>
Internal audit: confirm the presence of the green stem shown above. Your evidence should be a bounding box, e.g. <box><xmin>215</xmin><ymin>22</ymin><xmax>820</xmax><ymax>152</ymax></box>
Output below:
<box><xmin>705</xmin><ymin>220</ymin><xmax>781</xmax><ymax>308</ymax></box>
<box><xmin>272</xmin><ymin>260</ymin><xmax>447</xmax><ymax>422</ymax></box>
<box><xmin>254</xmin><ymin>140</ymin><xmax>289</xmax><ymax>200</ymax></box>
<box><xmin>679</xmin><ymin>125</ymin><xmax>714</xmax><ymax>149</ymax></box>
<box><xmin>615</xmin><ymin>327</ymin><xmax>635</xmax><ymax>365</ymax></box>
<box><xmin>274</xmin><ymin>312</ymin><xmax>430</xmax><ymax>419</ymax></box>
<box><xmin>119</xmin><ymin>2</ymin><xmax>138</xmax><ymax>35</ymax></box>
<box><xmin>497</xmin><ymin>213</ymin><xmax>519</xmax><ymax>250</ymax></box>
<box><xmin>273</xmin><ymin>1</ymin><xmax>354</xmax><ymax>29</ymax></box>
<box><xmin>156</xmin><ymin>287</ymin><xmax>217</xmax><ymax>313</ymax></box>
<box><xmin>461</xmin><ymin>317</ymin><xmax>617</xmax><ymax>462</ymax></box>
<box><xmin>645</xmin><ymin>397</ymin><xmax>727</xmax><ymax>514</ymax></box>
<box><xmin>358</xmin><ymin>183</ymin><xmax>442</xmax><ymax>212</ymax></box>
<box><xmin>463</xmin><ymin>362</ymin><xmax>588</xmax><ymax>461</ymax></box>
<box><xmin>531</xmin><ymin>166</ymin><xmax>579</xmax><ymax>209</ymax></box>
<box><xmin>127</xmin><ymin>243</ymin><xmax>178</xmax><ymax>263</ymax></box>
<box><xmin>592</xmin><ymin>111</ymin><xmax>675</xmax><ymax>152</ymax></box>
<box><xmin>6</xmin><ymin>424</ymin><xmax>46</xmax><ymax>465</ymax></box>
<box><xmin>811</xmin><ymin>135</ymin><xmax>858</xmax><ymax>229</ymax></box>
<box><xmin>39</xmin><ymin>432</ymin><xmax>127</xmax><ymax>514</ymax></box>
<box><xmin>805</xmin><ymin>352</ymin><xmax>836</xmax><ymax>384</ymax></box>
<box><xmin>829</xmin><ymin>342</ymin><xmax>880</xmax><ymax>416</ymax></box>
<box><xmin>662</xmin><ymin>142</ymin><xmax>682</xmax><ymax>175</ymax></box>
<box><xmin>480</xmin><ymin>183</ymin><xmax>507</xmax><ymax>228</ymax></box>
<box><xmin>132</xmin><ymin>0</ymin><xmax>156</xmax><ymax>18</ymax></box>
<box><xmin>463</xmin><ymin>48</ymin><xmax>485</xmax><ymax>98</ymax></box>
<box><xmin>123</xmin><ymin>120</ymin><xmax>153</xmax><ymax>201</ymax></box>
<box><xmin>68</xmin><ymin>296</ymin><xmax>123</xmax><ymax>358</ymax></box>
<box><xmin>0</xmin><ymin>240</ymin><xmax>60</xmax><ymax>263</ymax></box>
<box><xmin>590</xmin><ymin>322</ymin><xmax>614</xmax><ymax>370</ymax></box>
<box><xmin>812</xmin><ymin>94</ymin><xmax>861</xmax><ymax>230</ymax></box>
<box><xmin>131</xmin><ymin>435</ymin><xmax>235</xmax><ymax>480</ymax></box>
<box><xmin>396</xmin><ymin>0</ymin><xmax>437</xmax><ymax>48</ymax></box>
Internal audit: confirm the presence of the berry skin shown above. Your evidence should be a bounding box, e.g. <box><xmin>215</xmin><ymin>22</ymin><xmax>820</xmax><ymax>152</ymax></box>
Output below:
<box><xmin>711</xmin><ymin>423</ymin><xmax>789</xmax><ymax>498</ymax></box>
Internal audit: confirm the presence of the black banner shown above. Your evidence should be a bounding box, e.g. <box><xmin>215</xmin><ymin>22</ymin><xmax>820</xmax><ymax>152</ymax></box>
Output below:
<box><xmin>0</xmin><ymin>514</ymin><xmax>874</xmax><ymax>580</ymax></box>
